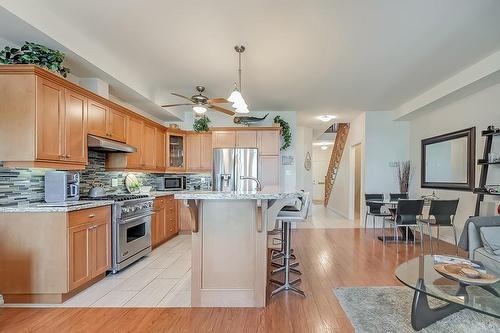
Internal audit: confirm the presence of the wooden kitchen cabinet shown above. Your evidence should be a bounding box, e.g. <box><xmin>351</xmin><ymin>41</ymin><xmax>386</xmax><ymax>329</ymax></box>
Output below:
<box><xmin>152</xmin><ymin>195</ymin><xmax>178</xmax><ymax>248</ymax></box>
<box><xmin>257</xmin><ymin>130</ymin><xmax>280</xmax><ymax>155</ymax></box>
<box><xmin>177</xmin><ymin>200</ymin><xmax>192</xmax><ymax>232</ymax></box>
<box><xmin>186</xmin><ymin>132</ymin><xmax>212</xmax><ymax>171</ymax></box>
<box><xmin>166</xmin><ymin>131</ymin><xmax>186</xmax><ymax>171</ymax></box>
<box><xmin>64</xmin><ymin>89</ymin><xmax>88</xmax><ymax>164</ymax></box>
<box><xmin>236</xmin><ymin>130</ymin><xmax>257</xmax><ymax>148</ymax></box>
<box><xmin>212</xmin><ymin>131</ymin><xmax>236</xmax><ymax>148</ymax></box>
<box><xmin>125</xmin><ymin>117</ymin><xmax>144</xmax><ymax>168</ymax></box>
<box><xmin>155</xmin><ymin>128</ymin><xmax>166</xmax><ymax>171</ymax></box>
<box><xmin>35</xmin><ymin>78</ymin><xmax>65</xmax><ymax>161</ymax></box>
<box><xmin>259</xmin><ymin>155</ymin><xmax>280</xmax><ymax>189</ymax></box>
<box><xmin>142</xmin><ymin>123</ymin><xmax>156</xmax><ymax>169</ymax></box>
<box><xmin>87</xmin><ymin>100</ymin><xmax>108</xmax><ymax>138</ymax></box>
<box><xmin>108</xmin><ymin>108</ymin><xmax>128</xmax><ymax>142</ymax></box>
<box><xmin>68</xmin><ymin>206</ymin><xmax>111</xmax><ymax>291</ymax></box>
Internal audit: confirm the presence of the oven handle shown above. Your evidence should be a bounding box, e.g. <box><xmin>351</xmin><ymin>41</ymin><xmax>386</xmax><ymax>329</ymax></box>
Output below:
<box><xmin>119</xmin><ymin>212</ymin><xmax>153</xmax><ymax>225</ymax></box>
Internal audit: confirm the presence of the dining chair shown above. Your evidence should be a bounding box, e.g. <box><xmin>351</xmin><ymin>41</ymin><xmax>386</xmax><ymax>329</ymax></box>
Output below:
<box><xmin>364</xmin><ymin>194</ymin><xmax>391</xmax><ymax>229</ymax></box>
<box><xmin>384</xmin><ymin>199</ymin><xmax>424</xmax><ymax>246</ymax></box>
<box><xmin>418</xmin><ymin>199</ymin><xmax>459</xmax><ymax>255</ymax></box>
<box><xmin>389</xmin><ymin>193</ymin><xmax>409</xmax><ymax>201</ymax></box>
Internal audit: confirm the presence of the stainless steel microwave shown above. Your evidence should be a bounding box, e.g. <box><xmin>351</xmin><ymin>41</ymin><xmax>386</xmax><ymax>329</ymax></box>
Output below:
<box><xmin>156</xmin><ymin>175</ymin><xmax>186</xmax><ymax>191</ymax></box>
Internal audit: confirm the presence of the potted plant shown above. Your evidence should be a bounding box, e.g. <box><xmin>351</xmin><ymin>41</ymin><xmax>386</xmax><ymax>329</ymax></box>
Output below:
<box><xmin>193</xmin><ymin>115</ymin><xmax>211</xmax><ymax>132</ymax></box>
<box><xmin>0</xmin><ymin>41</ymin><xmax>70</xmax><ymax>77</ymax></box>
<box><xmin>273</xmin><ymin>115</ymin><xmax>291</xmax><ymax>150</ymax></box>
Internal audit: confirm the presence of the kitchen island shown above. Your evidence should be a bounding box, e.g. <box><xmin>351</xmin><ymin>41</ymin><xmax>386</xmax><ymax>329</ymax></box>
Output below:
<box><xmin>174</xmin><ymin>190</ymin><xmax>301</xmax><ymax>307</ymax></box>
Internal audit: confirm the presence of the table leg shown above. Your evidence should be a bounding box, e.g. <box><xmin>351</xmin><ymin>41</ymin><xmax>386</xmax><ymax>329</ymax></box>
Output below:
<box><xmin>411</xmin><ymin>279</ymin><xmax>463</xmax><ymax>331</ymax></box>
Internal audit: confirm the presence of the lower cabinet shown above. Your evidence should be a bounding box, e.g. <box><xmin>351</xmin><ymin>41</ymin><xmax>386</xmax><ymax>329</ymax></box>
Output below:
<box><xmin>68</xmin><ymin>206</ymin><xmax>111</xmax><ymax>291</ymax></box>
<box><xmin>152</xmin><ymin>195</ymin><xmax>178</xmax><ymax>247</ymax></box>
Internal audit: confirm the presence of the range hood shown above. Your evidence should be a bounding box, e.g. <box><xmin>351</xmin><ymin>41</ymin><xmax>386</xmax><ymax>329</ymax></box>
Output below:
<box><xmin>87</xmin><ymin>135</ymin><xmax>137</xmax><ymax>153</ymax></box>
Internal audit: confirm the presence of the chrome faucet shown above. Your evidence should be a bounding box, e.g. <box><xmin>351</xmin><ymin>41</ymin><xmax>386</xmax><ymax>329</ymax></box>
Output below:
<box><xmin>240</xmin><ymin>176</ymin><xmax>262</xmax><ymax>191</ymax></box>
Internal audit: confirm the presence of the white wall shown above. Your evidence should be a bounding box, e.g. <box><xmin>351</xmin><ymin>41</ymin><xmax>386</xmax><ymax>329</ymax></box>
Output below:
<box><xmin>364</xmin><ymin>111</ymin><xmax>410</xmax><ymax>194</ymax></box>
<box><xmin>178</xmin><ymin>111</ymin><xmax>298</xmax><ymax>191</ymax></box>
<box><xmin>312</xmin><ymin>145</ymin><xmax>333</xmax><ymax>201</ymax></box>
<box><xmin>295</xmin><ymin>126</ymin><xmax>313</xmax><ymax>194</ymax></box>
<box><xmin>409</xmin><ymin>81</ymin><xmax>500</xmax><ymax>243</ymax></box>
<box><xmin>328</xmin><ymin>113</ymin><xmax>365</xmax><ymax>218</ymax></box>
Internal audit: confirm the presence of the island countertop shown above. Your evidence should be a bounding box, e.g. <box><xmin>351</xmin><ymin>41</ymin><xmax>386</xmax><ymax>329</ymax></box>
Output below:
<box><xmin>173</xmin><ymin>190</ymin><xmax>302</xmax><ymax>200</ymax></box>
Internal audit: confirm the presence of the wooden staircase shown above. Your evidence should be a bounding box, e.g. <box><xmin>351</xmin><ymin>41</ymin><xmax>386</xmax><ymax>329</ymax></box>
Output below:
<box><xmin>324</xmin><ymin>123</ymin><xmax>350</xmax><ymax>207</ymax></box>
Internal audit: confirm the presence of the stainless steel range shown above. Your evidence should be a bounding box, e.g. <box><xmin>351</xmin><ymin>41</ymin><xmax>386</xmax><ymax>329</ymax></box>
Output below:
<box><xmin>83</xmin><ymin>194</ymin><xmax>153</xmax><ymax>273</ymax></box>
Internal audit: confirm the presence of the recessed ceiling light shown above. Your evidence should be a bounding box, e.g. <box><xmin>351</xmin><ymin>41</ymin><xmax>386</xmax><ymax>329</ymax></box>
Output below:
<box><xmin>321</xmin><ymin>145</ymin><xmax>328</xmax><ymax>150</ymax></box>
<box><xmin>318</xmin><ymin>115</ymin><xmax>336</xmax><ymax>122</ymax></box>
<box><xmin>193</xmin><ymin>106</ymin><xmax>207</xmax><ymax>114</ymax></box>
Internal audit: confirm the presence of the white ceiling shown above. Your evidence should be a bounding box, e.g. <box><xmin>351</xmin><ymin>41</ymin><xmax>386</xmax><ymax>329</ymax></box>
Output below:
<box><xmin>1</xmin><ymin>0</ymin><xmax>500</xmax><ymax>128</ymax></box>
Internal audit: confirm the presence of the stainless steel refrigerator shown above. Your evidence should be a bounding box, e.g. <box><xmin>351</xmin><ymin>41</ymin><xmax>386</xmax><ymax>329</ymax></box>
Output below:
<box><xmin>213</xmin><ymin>148</ymin><xmax>258</xmax><ymax>191</ymax></box>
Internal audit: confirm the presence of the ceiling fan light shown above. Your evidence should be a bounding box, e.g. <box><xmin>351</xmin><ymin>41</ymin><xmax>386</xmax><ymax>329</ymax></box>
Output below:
<box><xmin>228</xmin><ymin>90</ymin><xmax>242</xmax><ymax>103</ymax></box>
<box><xmin>235</xmin><ymin>105</ymin><xmax>250</xmax><ymax>114</ymax></box>
<box><xmin>193</xmin><ymin>106</ymin><xmax>207</xmax><ymax>114</ymax></box>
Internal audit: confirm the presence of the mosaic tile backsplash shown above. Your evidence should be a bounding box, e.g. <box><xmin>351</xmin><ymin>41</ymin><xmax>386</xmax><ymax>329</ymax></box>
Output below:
<box><xmin>0</xmin><ymin>150</ymin><xmax>211</xmax><ymax>207</ymax></box>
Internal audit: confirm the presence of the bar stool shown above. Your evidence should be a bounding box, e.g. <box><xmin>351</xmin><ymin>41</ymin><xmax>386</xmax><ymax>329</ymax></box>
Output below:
<box><xmin>270</xmin><ymin>192</ymin><xmax>311</xmax><ymax>297</ymax></box>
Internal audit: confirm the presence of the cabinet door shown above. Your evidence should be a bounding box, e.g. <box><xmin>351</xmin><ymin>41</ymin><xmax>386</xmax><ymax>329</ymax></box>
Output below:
<box><xmin>68</xmin><ymin>223</ymin><xmax>92</xmax><ymax>290</ymax></box>
<box><xmin>64</xmin><ymin>89</ymin><xmax>87</xmax><ymax>164</ymax></box>
<box><xmin>177</xmin><ymin>200</ymin><xmax>192</xmax><ymax>232</ymax></box>
<box><xmin>155</xmin><ymin>129</ymin><xmax>166</xmax><ymax>171</ymax></box>
<box><xmin>212</xmin><ymin>131</ymin><xmax>236</xmax><ymax>148</ymax></box>
<box><xmin>236</xmin><ymin>131</ymin><xmax>257</xmax><ymax>148</ymax></box>
<box><xmin>92</xmin><ymin>219</ymin><xmax>111</xmax><ymax>277</ymax></box>
<box><xmin>108</xmin><ymin>108</ymin><xmax>128</xmax><ymax>142</ymax></box>
<box><xmin>36</xmin><ymin>78</ymin><xmax>64</xmax><ymax>161</ymax></box>
<box><xmin>143</xmin><ymin>123</ymin><xmax>156</xmax><ymax>169</ymax></box>
<box><xmin>126</xmin><ymin>117</ymin><xmax>143</xmax><ymax>168</ymax></box>
<box><xmin>259</xmin><ymin>155</ymin><xmax>280</xmax><ymax>190</ymax></box>
<box><xmin>257</xmin><ymin>130</ymin><xmax>280</xmax><ymax>155</ymax></box>
<box><xmin>186</xmin><ymin>133</ymin><xmax>201</xmax><ymax>170</ymax></box>
<box><xmin>87</xmin><ymin>100</ymin><xmax>108</xmax><ymax>138</ymax></box>
<box><xmin>166</xmin><ymin>132</ymin><xmax>185</xmax><ymax>171</ymax></box>
<box><xmin>200</xmin><ymin>133</ymin><xmax>213</xmax><ymax>170</ymax></box>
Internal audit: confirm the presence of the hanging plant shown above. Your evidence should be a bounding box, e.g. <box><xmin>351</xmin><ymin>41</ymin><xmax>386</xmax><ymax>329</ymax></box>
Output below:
<box><xmin>273</xmin><ymin>115</ymin><xmax>291</xmax><ymax>150</ymax></box>
<box><xmin>193</xmin><ymin>115</ymin><xmax>211</xmax><ymax>132</ymax></box>
<box><xmin>0</xmin><ymin>42</ymin><xmax>70</xmax><ymax>77</ymax></box>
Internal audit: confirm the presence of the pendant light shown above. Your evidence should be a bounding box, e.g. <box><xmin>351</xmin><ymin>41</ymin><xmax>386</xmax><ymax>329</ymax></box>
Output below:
<box><xmin>228</xmin><ymin>45</ymin><xmax>250</xmax><ymax>114</ymax></box>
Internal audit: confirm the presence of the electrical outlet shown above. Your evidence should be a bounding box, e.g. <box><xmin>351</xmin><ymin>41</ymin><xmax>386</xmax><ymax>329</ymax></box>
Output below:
<box><xmin>111</xmin><ymin>178</ymin><xmax>118</xmax><ymax>187</ymax></box>
<box><xmin>200</xmin><ymin>178</ymin><xmax>206</xmax><ymax>184</ymax></box>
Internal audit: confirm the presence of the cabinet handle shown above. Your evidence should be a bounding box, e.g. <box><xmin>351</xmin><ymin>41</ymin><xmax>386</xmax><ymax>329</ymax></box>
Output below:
<box><xmin>89</xmin><ymin>214</ymin><xmax>96</xmax><ymax>218</ymax></box>
<box><xmin>65</xmin><ymin>154</ymin><xmax>71</xmax><ymax>158</ymax></box>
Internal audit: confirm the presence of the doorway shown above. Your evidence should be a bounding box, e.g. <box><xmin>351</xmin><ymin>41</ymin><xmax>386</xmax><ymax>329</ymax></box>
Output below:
<box><xmin>312</xmin><ymin>145</ymin><xmax>333</xmax><ymax>203</ymax></box>
<box><xmin>353</xmin><ymin>143</ymin><xmax>362</xmax><ymax>220</ymax></box>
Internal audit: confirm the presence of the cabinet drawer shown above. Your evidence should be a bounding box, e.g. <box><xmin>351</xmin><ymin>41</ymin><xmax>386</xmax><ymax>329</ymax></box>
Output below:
<box><xmin>69</xmin><ymin>206</ymin><xmax>111</xmax><ymax>228</ymax></box>
<box><xmin>153</xmin><ymin>197</ymin><xmax>166</xmax><ymax>210</ymax></box>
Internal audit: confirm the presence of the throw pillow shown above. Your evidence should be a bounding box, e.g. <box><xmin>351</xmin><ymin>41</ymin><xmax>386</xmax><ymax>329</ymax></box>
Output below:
<box><xmin>480</xmin><ymin>226</ymin><xmax>500</xmax><ymax>256</ymax></box>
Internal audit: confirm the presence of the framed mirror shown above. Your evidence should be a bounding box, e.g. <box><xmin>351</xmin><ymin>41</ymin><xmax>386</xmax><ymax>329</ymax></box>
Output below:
<box><xmin>421</xmin><ymin>127</ymin><xmax>476</xmax><ymax>191</ymax></box>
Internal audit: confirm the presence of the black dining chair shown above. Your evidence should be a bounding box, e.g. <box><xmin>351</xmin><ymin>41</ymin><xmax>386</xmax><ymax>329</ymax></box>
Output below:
<box><xmin>364</xmin><ymin>194</ymin><xmax>391</xmax><ymax>229</ymax></box>
<box><xmin>384</xmin><ymin>199</ymin><xmax>424</xmax><ymax>246</ymax></box>
<box><xmin>390</xmin><ymin>193</ymin><xmax>408</xmax><ymax>201</ymax></box>
<box><xmin>418</xmin><ymin>199</ymin><xmax>459</xmax><ymax>255</ymax></box>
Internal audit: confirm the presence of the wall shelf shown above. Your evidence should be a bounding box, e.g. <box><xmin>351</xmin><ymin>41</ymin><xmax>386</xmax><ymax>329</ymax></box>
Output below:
<box><xmin>475</xmin><ymin>126</ymin><xmax>500</xmax><ymax>216</ymax></box>
<box><xmin>477</xmin><ymin>159</ymin><xmax>500</xmax><ymax>165</ymax></box>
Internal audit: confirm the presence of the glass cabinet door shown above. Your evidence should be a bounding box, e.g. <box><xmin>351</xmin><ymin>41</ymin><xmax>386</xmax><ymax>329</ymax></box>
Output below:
<box><xmin>168</xmin><ymin>133</ymin><xmax>185</xmax><ymax>169</ymax></box>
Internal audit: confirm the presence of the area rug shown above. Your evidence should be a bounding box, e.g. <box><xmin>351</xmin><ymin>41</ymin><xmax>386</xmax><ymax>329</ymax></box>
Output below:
<box><xmin>333</xmin><ymin>286</ymin><xmax>500</xmax><ymax>333</ymax></box>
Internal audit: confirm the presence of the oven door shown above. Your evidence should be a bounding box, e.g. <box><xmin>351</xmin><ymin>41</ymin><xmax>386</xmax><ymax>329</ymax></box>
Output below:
<box><xmin>117</xmin><ymin>212</ymin><xmax>152</xmax><ymax>263</ymax></box>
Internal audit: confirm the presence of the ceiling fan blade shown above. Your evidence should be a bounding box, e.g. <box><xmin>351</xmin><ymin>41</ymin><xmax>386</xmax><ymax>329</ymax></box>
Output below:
<box><xmin>207</xmin><ymin>97</ymin><xmax>229</xmax><ymax>104</ymax></box>
<box><xmin>209</xmin><ymin>104</ymin><xmax>235</xmax><ymax>116</ymax></box>
<box><xmin>161</xmin><ymin>103</ymin><xmax>194</xmax><ymax>108</ymax></box>
<box><xmin>171</xmin><ymin>92</ymin><xmax>194</xmax><ymax>102</ymax></box>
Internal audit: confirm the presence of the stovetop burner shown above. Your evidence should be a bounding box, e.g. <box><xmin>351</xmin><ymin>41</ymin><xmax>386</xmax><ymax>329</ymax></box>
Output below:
<box><xmin>81</xmin><ymin>194</ymin><xmax>150</xmax><ymax>202</ymax></box>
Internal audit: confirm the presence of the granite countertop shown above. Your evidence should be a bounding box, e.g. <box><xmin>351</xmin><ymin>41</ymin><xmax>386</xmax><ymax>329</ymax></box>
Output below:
<box><xmin>173</xmin><ymin>190</ymin><xmax>302</xmax><ymax>200</ymax></box>
<box><xmin>0</xmin><ymin>200</ymin><xmax>114</xmax><ymax>213</ymax></box>
<box><xmin>147</xmin><ymin>191</ymin><xmax>179</xmax><ymax>198</ymax></box>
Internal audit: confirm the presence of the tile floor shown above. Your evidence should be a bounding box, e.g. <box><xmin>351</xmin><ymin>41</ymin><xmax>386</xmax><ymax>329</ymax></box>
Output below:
<box><xmin>4</xmin><ymin>235</ymin><xmax>192</xmax><ymax>308</ymax></box>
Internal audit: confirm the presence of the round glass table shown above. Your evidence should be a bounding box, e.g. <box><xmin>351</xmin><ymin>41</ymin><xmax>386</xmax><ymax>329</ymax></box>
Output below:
<box><xmin>395</xmin><ymin>255</ymin><xmax>500</xmax><ymax>330</ymax></box>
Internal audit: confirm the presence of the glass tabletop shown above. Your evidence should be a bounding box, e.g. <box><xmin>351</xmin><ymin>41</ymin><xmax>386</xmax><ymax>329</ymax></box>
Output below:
<box><xmin>365</xmin><ymin>200</ymin><xmax>398</xmax><ymax>205</ymax></box>
<box><xmin>395</xmin><ymin>255</ymin><xmax>500</xmax><ymax>318</ymax></box>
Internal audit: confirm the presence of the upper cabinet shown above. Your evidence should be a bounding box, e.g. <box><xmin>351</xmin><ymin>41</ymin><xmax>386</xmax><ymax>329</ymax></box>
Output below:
<box><xmin>186</xmin><ymin>132</ymin><xmax>212</xmax><ymax>171</ymax></box>
<box><xmin>64</xmin><ymin>89</ymin><xmax>88</xmax><ymax>164</ymax></box>
<box><xmin>236</xmin><ymin>131</ymin><xmax>257</xmax><ymax>148</ymax></box>
<box><xmin>142</xmin><ymin>123</ymin><xmax>156</xmax><ymax>169</ymax></box>
<box><xmin>155</xmin><ymin>129</ymin><xmax>166</xmax><ymax>171</ymax></box>
<box><xmin>88</xmin><ymin>101</ymin><xmax>128</xmax><ymax>143</ymax></box>
<box><xmin>166</xmin><ymin>131</ymin><xmax>185</xmax><ymax>171</ymax></box>
<box><xmin>212</xmin><ymin>131</ymin><xmax>236</xmax><ymax>148</ymax></box>
<box><xmin>257</xmin><ymin>130</ymin><xmax>280</xmax><ymax>155</ymax></box>
<box><xmin>125</xmin><ymin>117</ymin><xmax>144</xmax><ymax>169</ymax></box>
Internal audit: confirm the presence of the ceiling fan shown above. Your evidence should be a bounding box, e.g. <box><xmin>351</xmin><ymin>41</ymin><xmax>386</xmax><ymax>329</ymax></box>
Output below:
<box><xmin>161</xmin><ymin>86</ymin><xmax>235</xmax><ymax>116</ymax></box>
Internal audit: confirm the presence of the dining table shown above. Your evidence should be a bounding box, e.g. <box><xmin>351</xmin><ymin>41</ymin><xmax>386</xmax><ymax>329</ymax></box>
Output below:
<box><xmin>365</xmin><ymin>199</ymin><xmax>419</xmax><ymax>243</ymax></box>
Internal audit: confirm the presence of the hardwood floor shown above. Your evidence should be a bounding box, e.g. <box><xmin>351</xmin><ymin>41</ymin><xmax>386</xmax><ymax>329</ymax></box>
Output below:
<box><xmin>0</xmin><ymin>228</ymin><xmax>465</xmax><ymax>332</ymax></box>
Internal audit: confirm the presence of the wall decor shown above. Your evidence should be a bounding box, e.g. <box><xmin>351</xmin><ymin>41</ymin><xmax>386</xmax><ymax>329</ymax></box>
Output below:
<box><xmin>233</xmin><ymin>113</ymin><xmax>268</xmax><ymax>126</ymax></box>
<box><xmin>0</xmin><ymin>42</ymin><xmax>70</xmax><ymax>77</ymax></box>
<box><xmin>282</xmin><ymin>155</ymin><xmax>295</xmax><ymax>166</ymax></box>
<box><xmin>304</xmin><ymin>152</ymin><xmax>312</xmax><ymax>171</ymax></box>
<box><xmin>421</xmin><ymin>127</ymin><xmax>475</xmax><ymax>191</ymax></box>
<box><xmin>397</xmin><ymin>160</ymin><xmax>411</xmax><ymax>193</ymax></box>
<box><xmin>273</xmin><ymin>115</ymin><xmax>292</xmax><ymax>150</ymax></box>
